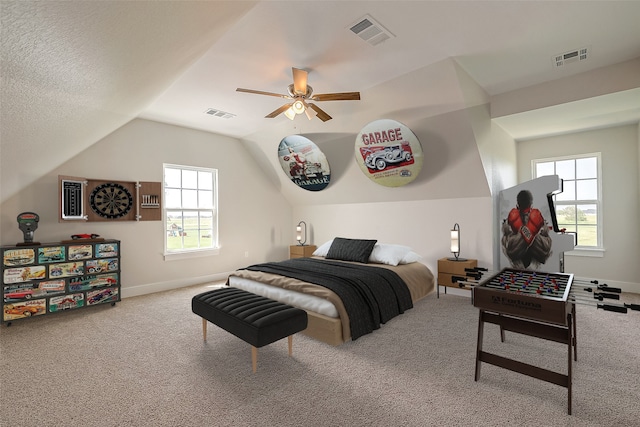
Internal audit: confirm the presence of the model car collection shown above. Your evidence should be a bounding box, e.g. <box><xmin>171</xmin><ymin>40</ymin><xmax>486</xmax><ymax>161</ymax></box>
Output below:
<box><xmin>2</xmin><ymin>239</ymin><xmax>120</xmax><ymax>324</ymax></box>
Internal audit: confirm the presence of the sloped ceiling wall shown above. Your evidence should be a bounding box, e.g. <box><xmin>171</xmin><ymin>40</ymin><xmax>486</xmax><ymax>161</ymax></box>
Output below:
<box><xmin>0</xmin><ymin>1</ymin><xmax>257</xmax><ymax>204</ymax></box>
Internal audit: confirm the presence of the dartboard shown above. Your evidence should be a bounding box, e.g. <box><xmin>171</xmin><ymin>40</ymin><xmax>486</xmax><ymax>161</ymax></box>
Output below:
<box><xmin>89</xmin><ymin>183</ymin><xmax>134</xmax><ymax>219</ymax></box>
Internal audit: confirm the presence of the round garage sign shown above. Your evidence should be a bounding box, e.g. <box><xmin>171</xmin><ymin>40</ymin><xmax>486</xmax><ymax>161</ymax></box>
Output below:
<box><xmin>355</xmin><ymin>119</ymin><xmax>423</xmax><ymax>187</ymax></box>
<box><xmin>277</xmin><ymin>135</ymin><xmax>331</xmax><ymax>191</ymax></box>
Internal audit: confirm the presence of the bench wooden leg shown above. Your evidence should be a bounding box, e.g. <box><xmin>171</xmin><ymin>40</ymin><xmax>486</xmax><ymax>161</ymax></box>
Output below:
<box><xmin>202</xmin><ymin>318</ymin><xmax>207</xmax><ymax>341</ymax></box>
<box><xmin>288</xmin><ymin>335</ymin><xmax>293</xmax><ymax>356</ymax></box>
<box><xmin>252</xmin><ymin>346</ymin><xmax>258</xmax><ymax>373</ymax></box>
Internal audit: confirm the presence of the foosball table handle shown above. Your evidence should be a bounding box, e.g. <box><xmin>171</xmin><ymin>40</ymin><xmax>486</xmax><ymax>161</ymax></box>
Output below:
<box><xmin>624</xmin><ymin>303</ymin><xmax>640</xmax><ymax>311</ymax></box>
<box><xmin>596</xmin><ymin>292</ymin><xmax>620</xmax><ymax>300</ymax></box>
<box><xmin>598</xmin><ymin>284</ymin><xmax>621</xmax><ymax>293</ymax></box>
<box><xmin>597</xmin><ymin>304</ymin><xmax>628</xmax><ymax>313</ymax></box>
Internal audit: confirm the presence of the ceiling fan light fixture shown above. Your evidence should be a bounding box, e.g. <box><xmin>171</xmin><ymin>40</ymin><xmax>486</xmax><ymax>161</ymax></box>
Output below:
<box><xmin>284</xmin><ymin>106</ymin><xmax>296</xmax><ymax>120</ymax></box>
<box><xmin>239</xmin><ymin>67</ymin><xmax>359</xmax><ymax>122</ymax></box>
<box><xmin>292</xmin><ymin>100</ymin><xmax>306</xmax><ymax>114</ymax></box>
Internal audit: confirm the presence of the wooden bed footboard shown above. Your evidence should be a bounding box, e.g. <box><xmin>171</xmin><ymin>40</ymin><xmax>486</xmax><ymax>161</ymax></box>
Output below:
<box><xmin>302</xmin><ymin>311</ymin><xmax>344</xmax><ymax>346</ymax></box>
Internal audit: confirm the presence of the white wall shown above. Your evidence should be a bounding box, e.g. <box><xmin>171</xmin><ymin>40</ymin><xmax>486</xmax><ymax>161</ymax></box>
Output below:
<box><xmin>294</xmin><ymin>197</ymin><xmax>493</xmax><ymax>275</ymax></box>
<box><xmin>0</xmin><ymin>119</ymin><xmax>293</xmax><ymax>296</ymax></box>
<box><xmin>516</xmin><ymin>124</ymin><xmax>640</xmax><ymax>292</ymax></box>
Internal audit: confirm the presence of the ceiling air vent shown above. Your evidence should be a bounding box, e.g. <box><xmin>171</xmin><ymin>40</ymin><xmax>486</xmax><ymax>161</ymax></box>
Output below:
<box><xmin>553</xmin><ymin>47</ymin><xmax>589</xmax><ymax>68</ymax></box>
<box><xmin>349</xmin><ymin>14</ymin><xmax>395</xmax><ymax>46</ymax></box>
<box><xmin>204</xmin><ymin>108</ymin><xmax>235</xmax><ymax>119</ymax></box>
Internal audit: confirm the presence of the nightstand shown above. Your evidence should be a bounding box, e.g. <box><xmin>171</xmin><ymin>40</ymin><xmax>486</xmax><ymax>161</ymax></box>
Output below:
<box><xmin>289</xmin><ymin>245</ymin><xmax>317</xmax><ymax>259</ymax></box>
<box><xmin>437</xmin><ymin>257</ymin><xmax>478</xmax><ymax>297</ymax></box>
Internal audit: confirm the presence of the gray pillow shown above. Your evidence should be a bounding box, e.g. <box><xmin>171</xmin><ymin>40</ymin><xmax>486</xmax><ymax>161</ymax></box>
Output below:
<box><xmin>325</xmin><ymin>237</ymin><xmax>377</xmax><ymax>263</ymax></box>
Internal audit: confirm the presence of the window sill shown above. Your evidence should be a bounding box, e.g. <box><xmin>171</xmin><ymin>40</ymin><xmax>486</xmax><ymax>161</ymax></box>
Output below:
<box><xmin>164</xmin><ymin>247</ymin><xmax>220</xmax><ymax>261</ymax></box>
<box><xmin>565</xmin><ymin>248</ymin><xmax>604</xmax><ymax>258</ymax></box>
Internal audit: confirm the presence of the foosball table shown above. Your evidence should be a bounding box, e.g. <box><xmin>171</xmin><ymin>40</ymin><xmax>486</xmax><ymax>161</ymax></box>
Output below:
<box><xmin>473</xmin><ymin>268</ymin><xmax>577</xmax><ymax>414</ymax></box>
<box><xmin>468</xmin><ymin>267</ymin><xmax>640</xmax><ymax>415</ymax></box>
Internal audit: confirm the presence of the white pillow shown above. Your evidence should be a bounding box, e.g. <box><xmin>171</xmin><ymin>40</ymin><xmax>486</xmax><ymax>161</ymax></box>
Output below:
<box><xmin>312</xmin><ymin>239</ymin><xmax>334</xmax><ymax>257</ymax></box>
<box><xmin>399</xmin><ymin>251</ymin><xmax>422</xmax><ymax>264</ymax></box>
<box><xmin>369</xmin><ymin>243</ymin><xmax>412</xmax><ymax>266</ymax></box>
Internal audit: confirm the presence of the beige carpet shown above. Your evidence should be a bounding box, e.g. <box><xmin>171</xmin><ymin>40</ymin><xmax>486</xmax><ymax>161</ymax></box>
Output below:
<box><xmin>1</xmin><ymin>282</ymin><xmax>639</xmax><ymax>427</ymax></box>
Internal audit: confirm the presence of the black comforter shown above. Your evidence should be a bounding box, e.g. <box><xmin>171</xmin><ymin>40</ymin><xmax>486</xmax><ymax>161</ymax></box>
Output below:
<box><xmin>243</xmin><ymin>258</ymin><xmax>413</xmax><ymax>340</ymax></box>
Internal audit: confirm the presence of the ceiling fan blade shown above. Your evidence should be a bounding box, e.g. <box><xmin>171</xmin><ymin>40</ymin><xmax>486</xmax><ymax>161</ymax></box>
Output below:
<box><xmin>265</xmin><ymin>103</ymin><xmax>293</xmax><ymax>119</ymax></box>
<box><xmin>311</xmin><ymin>92</ymin><xmax>361</xmax><ymax>102</ymax></box>
<box><xmin>308</xmin><ymin>103</ymin><xmax>332</xmax><ymax>122</ymax></box>
<box><xmin>236</xmin><ymin>88</ymin><xmax>291</xmax><ymax>99</ymax></box>
<box><xmin>292</xmin><ymin>68</ymin><xmax>308</xmax><ymax>95</ymax></box>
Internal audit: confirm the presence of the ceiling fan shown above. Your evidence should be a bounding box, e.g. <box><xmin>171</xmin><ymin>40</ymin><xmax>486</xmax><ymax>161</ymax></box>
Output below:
<box><xmin>236</xmin><ymin>67</ymin><xmax>360</xmax><ymax>122</ymax></box>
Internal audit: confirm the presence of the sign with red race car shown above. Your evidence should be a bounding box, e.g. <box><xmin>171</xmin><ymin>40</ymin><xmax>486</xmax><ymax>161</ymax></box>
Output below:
<box><xmin>277</xmin><ymin>135</ymin><xmax>331</xmax><ymax>191</ymax></box>
<box><xmin>354</xmin><ymin>119</ymin><xmax>423</xmax><ymax>187</ymax></box>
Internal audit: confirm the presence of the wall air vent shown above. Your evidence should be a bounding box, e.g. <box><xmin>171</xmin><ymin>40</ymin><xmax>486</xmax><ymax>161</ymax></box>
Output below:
<box><xmin>349</xmin><ymin>14</ymin><xmax>395</xmax><ymax>46</ymax></box>
<box><xmin>553</xmin><ymin>47</ymin><xmax>589</xmax><ymax>68</ymax></box>
<box><xmin>204</xmin><ymin>108</ymin><xmax>235</xmax><ymax>119</ymax></box>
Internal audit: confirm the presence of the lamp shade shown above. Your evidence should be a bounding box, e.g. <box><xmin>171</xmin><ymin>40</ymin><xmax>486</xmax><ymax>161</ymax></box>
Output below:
<box><xmin>448</xmin><ymin>223</ymin><xmax>465</xmax><ymax>261</ymax></box>
<box><xmin>450</xmin><ymin>229</ymin><xmax>460</xmax><ymax>253</ymax></box>
<box><xmin>284</xmin><ymin>106</ymin><xmax>296</xmax><ymax>120</ymax></box>
<box><xmin>296</xmin><ymin>221</ymin><xmax>307</xmax><ymax>245</ymax></box>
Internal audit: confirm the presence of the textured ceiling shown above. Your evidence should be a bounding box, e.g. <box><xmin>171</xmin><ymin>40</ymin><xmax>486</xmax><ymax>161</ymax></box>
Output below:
<box><xmin>2</xmin><ymin>1</ymin><xmax>640</xmax><ymax>203</ymax></box>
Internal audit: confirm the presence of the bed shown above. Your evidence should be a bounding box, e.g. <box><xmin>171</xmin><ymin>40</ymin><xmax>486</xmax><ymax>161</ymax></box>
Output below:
<box><xmin>226</xmin><ymin>238</ymin><xmax>435</xmax><ymax>346</ymax></box>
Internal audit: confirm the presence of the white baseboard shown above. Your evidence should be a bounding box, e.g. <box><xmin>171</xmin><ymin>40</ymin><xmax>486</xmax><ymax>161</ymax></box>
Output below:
<box><xmin>120</xmin><ymin>271</ymin><xmax>233</xmax><ymax>299</ymax></box>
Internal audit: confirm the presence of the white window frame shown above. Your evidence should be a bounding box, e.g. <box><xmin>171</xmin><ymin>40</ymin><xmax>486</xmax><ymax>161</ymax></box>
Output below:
<box><xmin>163</xmin><ymin>163</ymin><xmax>219</xmax><ymax>260</ymax></box>
<box><xmin>532</xmin><ymin>153</ymin><xmax>604</xmax><ymax>257</ymax></box>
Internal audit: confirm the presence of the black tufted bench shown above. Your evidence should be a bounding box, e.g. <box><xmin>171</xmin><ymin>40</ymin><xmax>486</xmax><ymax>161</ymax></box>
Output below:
<box><xmin>192</xmin><ymin>287</ymin><xmax>308</xmax><ymax>372</ymax></box>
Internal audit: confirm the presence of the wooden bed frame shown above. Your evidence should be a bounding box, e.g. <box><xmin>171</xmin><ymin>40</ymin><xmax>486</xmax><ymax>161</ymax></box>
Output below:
<box><xmin>228</xmin><ymin>257</ymin><xmax>435</xmax><ymax>346</ymax></box>
<box><xmin>301</xmin><ymin>290</ymin><xmax>434</xmax><ymax>346</ymax></box>
<box><xmin>302</xmin><ymin>311</ymin><xmax>344</xmax><ymax>346</ymax></box>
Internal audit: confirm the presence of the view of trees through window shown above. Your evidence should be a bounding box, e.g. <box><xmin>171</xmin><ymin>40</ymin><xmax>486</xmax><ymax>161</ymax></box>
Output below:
<box><xmin>163</xmin><ymin>165</ymin><xmax>218</xmax><ymax>252</ymax></box>
<box><xmin>534</xmin><ymin>155</ymin><xmax>600</xmax><ymax>248</ymax></box>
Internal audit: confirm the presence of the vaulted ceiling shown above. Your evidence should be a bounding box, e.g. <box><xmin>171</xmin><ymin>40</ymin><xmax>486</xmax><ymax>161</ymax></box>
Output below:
<box><xmin>2</xmin><ymin>1</ymin><xmax>640</xmax><ymax>203</ymax></box>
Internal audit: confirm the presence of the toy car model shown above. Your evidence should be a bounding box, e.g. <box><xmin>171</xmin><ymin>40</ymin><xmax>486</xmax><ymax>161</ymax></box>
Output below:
<box><xmin>4</xmin><ymin>289</ymin><xmax>42</xmax><ymax>300</ymax></box>
<box><xmin>4</xmin><ymin>305</ymin><xmax>44</xmax><ymax>316</ymax></box>
<box><xmin>40</xmin><ymin>253</ymin><xmax>64</xmax><ymax>262</ymax></box>
<box><xmin>71</xmin><ymin>234</ymin><xmax>100</xmax><ymax>240</ymax></box>
<box><xmin>69</xmin><ymin>251</ymin><xmax>91</xmax><ymax>260</ymax></box>
<box><xmin>89</xmin><ymin>289</ymin><xmax>113</xmax><ymax>304</ymax></box>
<box><xmin>364</xmin><ymin>145</ymin><xmax>413</xmax><ymax>170</ymax></box>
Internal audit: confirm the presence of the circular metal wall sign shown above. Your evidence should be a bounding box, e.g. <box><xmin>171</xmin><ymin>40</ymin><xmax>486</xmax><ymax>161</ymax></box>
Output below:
<box><xmin>354</xmin><ymin>119</ymin><xmax>423</xmax><ymax>187</ymax></box>
<box><xmin>277</xmin><ymin>135</ymin><xmax>331</xmax><ymax>191</ymax></box>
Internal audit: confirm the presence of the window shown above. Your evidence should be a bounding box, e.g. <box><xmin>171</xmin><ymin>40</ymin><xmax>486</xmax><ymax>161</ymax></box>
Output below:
<box><xmin>163</xmin><ymin>164</ymin><xmax>218</xmax><ymax>254</ymax></box>
<box><xmin>533</xmin><ymin>154</ymin><xmax>601</xmax><ymax>249</ymax></box>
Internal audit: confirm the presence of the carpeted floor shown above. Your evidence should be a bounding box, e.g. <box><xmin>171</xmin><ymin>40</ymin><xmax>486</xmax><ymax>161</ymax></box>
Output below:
<box><xmin>1</xmin><ymin>283</ymin><xmax>639</xmax><ymax>427</ymax></box>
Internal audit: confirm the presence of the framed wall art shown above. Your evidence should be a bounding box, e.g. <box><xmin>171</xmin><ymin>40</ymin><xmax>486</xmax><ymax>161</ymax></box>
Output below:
<box><xmin>277</xmin><ymin>135</ymin><xmax>331</xmax><ymax>192</ymax></box>
<box><xmin>354</xmin><ymin>119</ymin><xmax>423</xmax><ymax>187</ymax></box>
